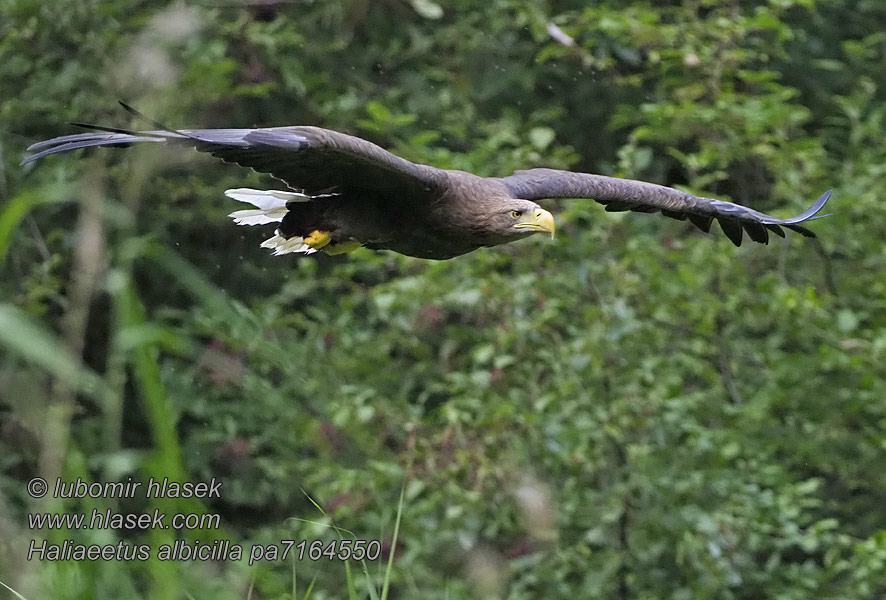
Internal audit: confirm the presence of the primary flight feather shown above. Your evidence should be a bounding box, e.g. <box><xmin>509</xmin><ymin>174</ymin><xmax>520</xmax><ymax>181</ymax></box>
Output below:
<box><xmin>22</xmin><ymin>107</ymin><xmax>831</xmax><ymax>259</ymax></box>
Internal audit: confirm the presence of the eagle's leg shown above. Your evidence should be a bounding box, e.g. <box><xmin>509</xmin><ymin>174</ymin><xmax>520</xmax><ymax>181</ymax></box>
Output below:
<box><xmin>303</xmin><ymin>229</ymin><xmax>332</xmax><ymax>250</ymax></box>
<box><xmin>324</xmin><ymin>240</ymin><xmax>362</xmax><ymax>255</ymax></box>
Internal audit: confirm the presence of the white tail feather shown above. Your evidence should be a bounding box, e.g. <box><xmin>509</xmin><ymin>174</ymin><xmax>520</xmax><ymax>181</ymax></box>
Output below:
<box><xmin>224</xmin><ymin>188</ymin><xmax>311</xmax><ymax>208</ymax></box>
<box><xmin>229</xmin><ymin>206</ymin><xmax>288</xmax><ymax>225</ymax></box>
<box><xmin>226</xmin><ymin>188</ymin><xmax>309</xmax><ymax>226</ymax></box>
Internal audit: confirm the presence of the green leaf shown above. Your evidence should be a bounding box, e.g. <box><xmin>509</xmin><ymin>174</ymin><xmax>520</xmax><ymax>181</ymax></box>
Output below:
<box><xmin>411</xmin><ymin>0</ymin><xmax>443</xmax><ymax>19</ymax></box>
<box><xmin>529</xmin><ymin>126</ymin><xmax>556</xmax><ymax>150</ymax></box>
<box><xmin>0</xmin><ymin>303</ymin><xmax>109</xmax><ymax>403</ymax></box>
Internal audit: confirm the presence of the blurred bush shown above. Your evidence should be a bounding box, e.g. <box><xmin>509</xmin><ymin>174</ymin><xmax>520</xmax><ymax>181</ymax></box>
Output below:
<box><xmin>1</xmin><ymin>0</ymin><xmax>885</xmax><ymax>598</ymax></box>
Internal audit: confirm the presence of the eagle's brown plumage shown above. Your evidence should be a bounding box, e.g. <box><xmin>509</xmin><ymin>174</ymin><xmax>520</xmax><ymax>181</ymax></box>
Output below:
<box><xmin>22</xmin><ymin>108</ymin><xmax>831</xmax><ymax>259</ymax></box>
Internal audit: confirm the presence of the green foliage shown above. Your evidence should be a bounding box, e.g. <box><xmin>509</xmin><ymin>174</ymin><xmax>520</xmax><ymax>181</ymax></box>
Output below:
<box><xmin>1</xmin><ymin>0</ymin><xmax>885</xmax><ymax>598</ymax></box>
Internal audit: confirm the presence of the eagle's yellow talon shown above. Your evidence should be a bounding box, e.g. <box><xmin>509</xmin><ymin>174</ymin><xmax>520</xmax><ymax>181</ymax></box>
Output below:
<box><xmin>304</xmin><ymin>230</ymin><xmax>331</xmax><ymax>249</ymax></box>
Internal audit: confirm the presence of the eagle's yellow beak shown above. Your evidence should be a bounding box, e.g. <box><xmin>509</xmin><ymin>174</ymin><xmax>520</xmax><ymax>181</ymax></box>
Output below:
<box><xmin>515</xmin><ymin>208</ymin><xmax>556</xmax><ymax>238</ymax></box>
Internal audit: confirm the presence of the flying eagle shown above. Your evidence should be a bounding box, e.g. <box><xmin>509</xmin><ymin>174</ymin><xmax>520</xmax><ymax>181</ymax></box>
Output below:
<box><xmin>22</xmin><ymin>108</ymin><xmax>831</xmax><ymax>260</ymax></box>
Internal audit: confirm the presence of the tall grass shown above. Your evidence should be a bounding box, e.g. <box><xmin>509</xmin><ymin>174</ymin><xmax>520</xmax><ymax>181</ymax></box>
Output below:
<box><xmin>1</xmin><ymin>149</ymin><xmax>411</xmax><ymax>598</ymax></box>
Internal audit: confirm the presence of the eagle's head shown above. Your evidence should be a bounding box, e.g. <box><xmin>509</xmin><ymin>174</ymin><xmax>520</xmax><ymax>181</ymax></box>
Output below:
<box><xmin>486</xmin><ymin>199</ymin><xmax>556</xmax><ymax>241</ymax></box>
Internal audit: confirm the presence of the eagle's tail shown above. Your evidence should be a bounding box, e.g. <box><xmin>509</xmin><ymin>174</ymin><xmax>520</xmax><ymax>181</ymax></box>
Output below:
<box><xmin>225</xmin><ymin>188</ymin><xmax>312</xmax><ymax>226</ymax></box>
<box><xmin>225</xmin><ymin>188</ymin><xmax>324</xmax><ymax>255</ymax></box>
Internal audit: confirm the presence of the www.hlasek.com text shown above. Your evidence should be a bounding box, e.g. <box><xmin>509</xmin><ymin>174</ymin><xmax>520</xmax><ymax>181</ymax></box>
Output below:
<box><xmin>29</xmin><ymin>507</ymin><xmax>221</xmax><ymax>531</ymax></box>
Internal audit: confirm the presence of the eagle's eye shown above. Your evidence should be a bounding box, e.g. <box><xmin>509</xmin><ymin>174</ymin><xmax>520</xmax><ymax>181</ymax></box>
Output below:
<box><xmin>509</xmin><ymin>210</ymin><xmax>523</xmax><ymax>219</ymax></box>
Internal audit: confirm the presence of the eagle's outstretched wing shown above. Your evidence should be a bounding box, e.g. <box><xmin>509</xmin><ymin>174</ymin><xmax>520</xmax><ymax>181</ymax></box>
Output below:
<box><xmin>497</xmin><ymin>168</ymin><xmax>831</xmax><ymax>245</ymax></box>
<box><xmin>22</xmin><ymin>122</ymin><xmax>445</xmax><ymax>196</ymax></box>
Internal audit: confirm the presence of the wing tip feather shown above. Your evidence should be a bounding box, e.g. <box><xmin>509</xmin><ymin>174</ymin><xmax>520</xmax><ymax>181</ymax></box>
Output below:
<box><xmin>718</xmin><ymin>218</ymin><xmax>743</xmax><ymax>247</ymax></box>
<box><xmin>777</xmin><ymin>189</ymin><xmax>832</xmax><ymax>225</ymax></box>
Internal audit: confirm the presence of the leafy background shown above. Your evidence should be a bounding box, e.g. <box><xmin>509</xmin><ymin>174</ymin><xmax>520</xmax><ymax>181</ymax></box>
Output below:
<box><xmin>1</xmin><ymin>0</ymin><xmax>885</xmax><ymax>598</ymax></box>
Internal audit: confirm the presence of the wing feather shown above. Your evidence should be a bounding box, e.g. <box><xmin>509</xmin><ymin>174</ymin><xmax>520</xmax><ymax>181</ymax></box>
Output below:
<box><xmin>604</xmin><ymin>201</ymin><xmax>637</xmax><ymax>212</ymax></box>
<box><xmin>765</xmin><ymin>224</ymin><xmax>786</xmax><ymax>238</ymax></box>
<box><xmin>497</xmin><ymin>168</ymin><xmax>830</xmax><ymax>245</ymax></box>
<box><xmin>23</xmin><ymin>123</ymin><xmax>445</xmax><ymax>197</ymax></box>
<box><xmin>661</xmin><ymin>209</ymin><xmax>688</xmax><ymax>221</ymax></box>
<box><xmin>742</xmin><ymin>221</ymin><xmax>769</xmax><ymax>244</ymax></box>
<box><xmin>687</xmin><ymin>213</ymin><xmax>714</xmax><ymax>232</ymax></box>
<box><xmin>718</xmin><ymin>218</ymin><xmax>744</xmax><ymax>246</ymax></box>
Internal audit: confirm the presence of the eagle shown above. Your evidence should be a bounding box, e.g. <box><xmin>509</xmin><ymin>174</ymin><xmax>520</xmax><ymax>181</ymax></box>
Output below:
<box><xmin>22</xmin><ymin>106</ymin><xmax>831</xmax><ymax>260</ymax></box>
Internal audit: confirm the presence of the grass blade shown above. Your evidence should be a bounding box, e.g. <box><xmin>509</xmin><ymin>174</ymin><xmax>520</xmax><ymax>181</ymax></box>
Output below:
<box><xmin>0</xmin><ymin>304</ymin><xmax>109</xmax><ymax>403</ymax></box>
<box><xmin>380</xmin><ymin>480</ymin><xmax>406</xmax><ymax>600</ymax></box>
